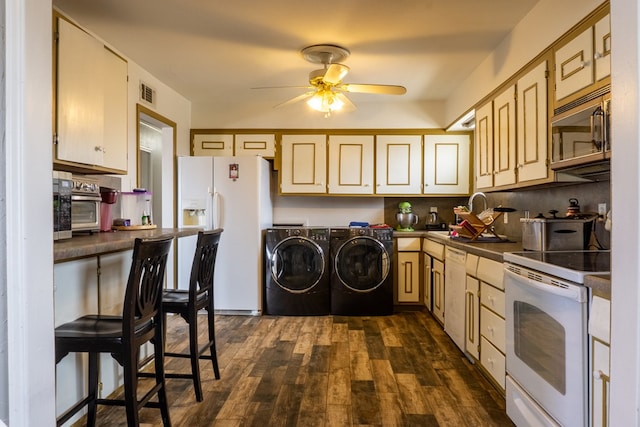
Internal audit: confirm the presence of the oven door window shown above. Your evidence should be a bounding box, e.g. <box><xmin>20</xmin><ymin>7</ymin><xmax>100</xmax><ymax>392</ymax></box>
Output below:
<box><xmin>72</xmin><ymin>200</ymin><xmax>99</xmax><ymax>226</ymax></box>
<box><xmin>513</xmin><ymin>301</ymin><xmax>566</xmax><ymax>394</ymax></box>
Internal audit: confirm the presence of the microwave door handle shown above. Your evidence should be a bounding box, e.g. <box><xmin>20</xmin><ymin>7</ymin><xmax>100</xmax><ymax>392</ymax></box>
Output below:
<box><xmin>591</xmin><ymin>106</ymin><xmax>604</xmax><ymax>151</ymax></box>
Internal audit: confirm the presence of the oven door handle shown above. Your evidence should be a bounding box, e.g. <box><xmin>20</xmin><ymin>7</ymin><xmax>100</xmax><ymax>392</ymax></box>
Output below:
<box><xmin>71</xmin><ymin>194</ymin><xmax>102</xmax><ymax>202</ymax></box>
<box><xmin>504</xmin><ymin>268</ymin><xmax>587</xmax><ymax>303</ymax></box>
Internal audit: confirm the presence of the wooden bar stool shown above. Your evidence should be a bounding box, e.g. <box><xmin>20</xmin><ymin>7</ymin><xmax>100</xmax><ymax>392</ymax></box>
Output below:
<box><xmin>55</xmin><ymin>236</ymin><xmax>174</xmax><ymax>427</ymax></box>
<box><xmin>162</xmin><ymin>229</ymin><xmax>223</xmax><ymax>401</ymax></box>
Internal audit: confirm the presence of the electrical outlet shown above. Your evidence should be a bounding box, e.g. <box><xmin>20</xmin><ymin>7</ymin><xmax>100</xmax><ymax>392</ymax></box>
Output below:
<box><xmin>430</xmin><ymin>206</ymin><xmax>438</xmax><ymax>213</ymax></box>
<box><xmin>598</xmin><ymin>203</ymin><xmax>607</xmax><ymax>216</ymax></box>
<box><xmin>503</xmin><ymin>212</ymin><xmax>509</xmax><ymax>224</ymax></box>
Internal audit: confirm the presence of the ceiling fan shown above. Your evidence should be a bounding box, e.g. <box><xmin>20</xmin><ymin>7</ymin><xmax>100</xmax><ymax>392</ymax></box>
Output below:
<box><xmin>254</xmin><ymin>44</ymin><xmax>407</xmax><ymax>116</ymax></box>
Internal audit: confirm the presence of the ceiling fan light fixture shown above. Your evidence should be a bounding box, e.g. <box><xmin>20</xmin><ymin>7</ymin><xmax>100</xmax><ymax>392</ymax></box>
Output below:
<box><xmin>307</xmin><ymin>89</ymin><xmax>344</xmax><ymax>114</ymax></box>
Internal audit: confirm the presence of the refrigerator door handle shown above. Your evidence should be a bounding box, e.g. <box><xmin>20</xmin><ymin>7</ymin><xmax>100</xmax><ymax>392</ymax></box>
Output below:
<box><xmin>211</xmin><ymin>188</ymin><xmax>221</xmax><ymax>229</ymax></box>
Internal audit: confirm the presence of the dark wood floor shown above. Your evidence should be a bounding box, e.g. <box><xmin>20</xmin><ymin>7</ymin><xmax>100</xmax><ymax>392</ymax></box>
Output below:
<box><xmin>86</xmin><ymin>310</ymin><xmax>514</xmax><ymax>426</ymax></box>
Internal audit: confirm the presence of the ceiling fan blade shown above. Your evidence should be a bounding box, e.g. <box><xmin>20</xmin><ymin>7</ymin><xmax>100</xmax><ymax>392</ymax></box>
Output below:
<box><xmin>341</xmin><ymin>83</ymin><xmax>407</xmax><ymax>95</ymax></box>
<box><xmin>335</xmin><ymin>92</ymin><xmax>356</xmax><ymax>111</ymax></box>
<box><xmin>323</xmin><ymin>64</ymin><xmax>350</xmax><ymax>85</ymax></box>
<box><xmin>273</xmin><ymin>91</ymin><xmax>315</xmax><ymax>109</ymax></box>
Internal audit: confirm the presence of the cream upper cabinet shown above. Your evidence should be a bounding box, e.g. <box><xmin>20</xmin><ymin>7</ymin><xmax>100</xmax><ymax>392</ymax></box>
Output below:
<box><xmin>555</xmin><ymin>13</ymin><xmax>610</xmax><ymax>102</ymax></box>
<box><xmin>192</xmin><ymin>133</ymin><xmax>234</xmax><ymax>156</ymax></box>
<box><xmin>375</xmin><ymin>135</ymin><xmax>422</xmax><ymax>194</ymax></box>
<box><xmin>56</xmin><ymin>18</ymin><xmax>128</xmax><ymax>172</ymax></box>
<box><xmin>492</xmin><ymin>84</ymin><xmax>517</xmax><ymax>187</ymax></box>
<box><xmin>234</xmin><ymin>134</ymin><xmax>275</xmax><ymax>158</ymax></box>
<box><xmin>474</xmin><ymin>102</ymin><xmax>494</xmax><ymax>189</ymax></box>
<box><xmin>594</xmin><ymin>14</ymin><xmax>611</xmax><ymax>82</ymax></box>
<box><xmin>327</xmin><ymin>135</ymin><xmax>374</xmax><ymax>195</ymax></box>
<box><xmin>423</xmin><ymin>134</ymin><xmax>470</xmax><ymax>195</ymax></box>
<box><xmin>280</xmin><ymin>134</ymin><xmax>327</xmax><ymax>194</ymax></box>
<box><xmin>517</xmin><ymin>61</ymin><xmax>549</xmax><ymax>183</ymax></box>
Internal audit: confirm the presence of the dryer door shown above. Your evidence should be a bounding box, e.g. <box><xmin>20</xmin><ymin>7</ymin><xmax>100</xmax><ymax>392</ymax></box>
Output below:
<box><xmin>271</xmin><ymin>236</ymin><xmax>326</xmax><ymax>293</ymax></box>
<box><xmin>334</xmin><ymin>236</ymin><xmax>391</xmax><ymax>292</ymax></box>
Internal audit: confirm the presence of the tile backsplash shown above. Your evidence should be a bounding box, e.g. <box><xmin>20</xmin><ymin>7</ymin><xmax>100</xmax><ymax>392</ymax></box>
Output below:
<box><xmin>385</xmin><ymin>180</ymin><xmax>611</xmax><ymax>249</ymax></box>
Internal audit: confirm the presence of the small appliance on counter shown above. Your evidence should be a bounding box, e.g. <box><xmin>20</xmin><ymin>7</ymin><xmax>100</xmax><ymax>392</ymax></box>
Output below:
<box><xmin>425</xmin><ymin>210</ymin><xmax>447</xmax><ymax>230</ymax></box>
<box><xmin>396</xmin><ymin>201</ymin><xmax>418</xmax><ymax>231</ymax></box>
<box><xmin>521</xmin><ymin>205</ymin><xmax>597</xmax><ymax>251</ymax></box>
<box><xmin>99</xmin><ymin>187</ymin><xmax>119</xmax><ymax>232</ymax></box>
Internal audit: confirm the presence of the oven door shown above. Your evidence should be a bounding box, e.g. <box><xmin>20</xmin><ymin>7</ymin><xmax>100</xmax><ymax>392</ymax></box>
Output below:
<box><xmin>505</xmin><ymin>265</ymin><xmax>589</xmax><ymax>427</ymax></box>
<box><xmin>71</xmin><ymin>195</ymin><xmax>101</xmax><ymax>232</ymax></box>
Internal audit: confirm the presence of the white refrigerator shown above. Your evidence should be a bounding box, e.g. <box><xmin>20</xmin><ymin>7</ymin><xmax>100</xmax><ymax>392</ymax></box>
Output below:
<box><xmin>177</xmin><ymin>156</ymin><xmax>272</xmax><ymax>314</ymax></box>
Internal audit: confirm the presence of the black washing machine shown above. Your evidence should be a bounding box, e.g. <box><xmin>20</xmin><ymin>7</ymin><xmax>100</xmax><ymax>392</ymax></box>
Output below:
<box><xmin>264</xmin><ymin>227</ymin><xmax>330</xmax><ymax>315</ymax></box>
<box><xmin>330</xmin><ymin>227</ymin><xmax>394</xmax><ymax>315</ymax></box>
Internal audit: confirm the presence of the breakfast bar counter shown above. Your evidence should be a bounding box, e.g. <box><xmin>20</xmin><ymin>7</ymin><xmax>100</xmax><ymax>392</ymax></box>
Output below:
<box><xmin>54</xmin><ymin>228</ymin><xmax>202</xmax><ymax>262</ymax></box>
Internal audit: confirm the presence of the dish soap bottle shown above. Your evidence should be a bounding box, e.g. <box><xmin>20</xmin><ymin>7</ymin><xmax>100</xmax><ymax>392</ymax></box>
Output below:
<box><xmin>141</xmin><ymin>199</ymin><xmax>152</xmax><ymax>225</ymax></box>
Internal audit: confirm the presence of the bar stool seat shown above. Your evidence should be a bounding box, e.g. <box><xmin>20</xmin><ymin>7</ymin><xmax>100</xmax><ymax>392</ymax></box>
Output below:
<box><xmin>55</xmin><ymin>236</ymin><xmax>174</xmax><ymax>427</ymax></box>
<box><xmin>162</xmin><ymin>229</ymin><xmax>223</xmax><ymax>402</ymax></box>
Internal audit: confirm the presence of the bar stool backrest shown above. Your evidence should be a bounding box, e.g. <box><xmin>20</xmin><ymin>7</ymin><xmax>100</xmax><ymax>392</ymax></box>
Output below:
<box><xmin>189</xmin><ymin>229</ymin><xmax>223</xmax><ymax>304</ymax></box>
<box><xmin>123</xmin><ymin>236</ymin><xmax>173</xmax><ymax>340</ymax></box>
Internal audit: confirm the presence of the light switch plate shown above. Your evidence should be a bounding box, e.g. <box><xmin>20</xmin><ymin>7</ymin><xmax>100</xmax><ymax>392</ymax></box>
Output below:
<box><xmin>598</xmin><ymin>203</ymin><xmax>607</xmax><ymax>216</ymax></box>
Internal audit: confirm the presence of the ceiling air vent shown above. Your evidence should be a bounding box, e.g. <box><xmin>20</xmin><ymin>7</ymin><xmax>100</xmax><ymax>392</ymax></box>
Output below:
<box><xmin>140</xmin><ymin>82</ymin><xmax>156</xmax><ymax>107</ymax></box>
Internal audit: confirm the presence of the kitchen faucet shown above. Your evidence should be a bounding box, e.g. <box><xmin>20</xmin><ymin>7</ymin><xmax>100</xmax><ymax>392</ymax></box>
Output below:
<box><xmin>468</xmin><ymin>192</ymin><xmax>488</xmax><ymax>214</ymax></box>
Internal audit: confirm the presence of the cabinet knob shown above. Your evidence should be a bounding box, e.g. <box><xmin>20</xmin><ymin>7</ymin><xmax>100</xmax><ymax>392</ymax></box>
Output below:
<box><xmin>594</xmin><ymin>52</ymin><xmax>604</xmax><ymax>60</ymax></box>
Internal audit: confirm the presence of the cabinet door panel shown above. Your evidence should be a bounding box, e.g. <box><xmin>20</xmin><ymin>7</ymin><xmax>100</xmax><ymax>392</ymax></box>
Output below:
<box><xmin>101</xmin><ymin>49</ymin><xmax>128</xmax><ymax>171</ymax></box>
<box><xmin>475</xmin><ymin>102</ymin><xmax>494</xmax><ymax>189</ymax></box>
<box><xmin>432</xmin><ymin>259</ymin><xmax>445</xmax><ymax>324</ymax></box>
<box><xmin>517</xmin><ymin>61</ymin><xmax>548</xmax><ymax>183</ymax></box>
<box><xmin>280</xmin><ymin>134</ymin><xmax>327</xmax><ymax>193</ymax></box>
<box><xmin>592</xmin><ymin>339</ymin><xmax>610</xmax><ymax>427</ymax></box>
<box><xmin>423</xmin><ymin>253</ymin><xmax>432</xmax><ymax>310</ymax></box>
<box><xmin>555</xmin><ymin>27</ymin><xmax>594</xmax><ymax>101</ymax></box>
<box><xmin>192</xmin><ymin>133</ymin><xmax>234</xmax><ymax>156</ymax></box>
<box><xmin>423</xmin><ymin>134</ymin><xmax>470</xmax><ymax>194</ymax></box>
<box><xmin>594</xmin><ymin>14</ymin><xmax>611</xmax><ymax>82</ymax></box>
<box><xmin>57</xmin><ymin>18</ymin><xmax>105</xmax><ymax>166</ymax></box>
<box><xmin>493</xmin><ymin>85</ymin><xmax>517</xmax><ymax>187</ymax></box>
<box><xmin>328</xmin><ymin>135</ymin><xmax>374</xmax><ymax>194</ymax></box>
<box><xmin>465</xmin><ymin>276</ymin><xmax>480</xmax><ymax>359</ymax></box>
<box><xmin>375</xmin><ymin>135</ymin><xmax>422</xmax><ymax>194</ymax></box>
<box><xmin>397</xmin><ymin>252</ymin><xmax>420</xmax><ymax>303</ymax></box>
<box><xmin>235</xmin><ymin>134</ymin><xmax>275</xmax><ymax>157</ymax></box>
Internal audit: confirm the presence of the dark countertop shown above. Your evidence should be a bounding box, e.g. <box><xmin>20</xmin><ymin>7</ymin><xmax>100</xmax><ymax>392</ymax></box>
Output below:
<box><xmin>394</xmin><ymin>230</ymin><xmax>523</xmax><ymax>262</ymax></box>
<box><xmin>585</xmin><ymin>274</ymin><xmax>611</xmax><ymax>300</ymax></box>
<box><xmin>54</xmin><ymin>228</ymin><xmax>202</xmax><ymax>263</ymax></box>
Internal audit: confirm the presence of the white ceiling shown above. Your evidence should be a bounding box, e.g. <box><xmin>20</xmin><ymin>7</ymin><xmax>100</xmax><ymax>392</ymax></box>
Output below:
<box><xmin>53</xmin><ymin>0</ymin><xmax>540</xmax><ymax>125</ymax></box>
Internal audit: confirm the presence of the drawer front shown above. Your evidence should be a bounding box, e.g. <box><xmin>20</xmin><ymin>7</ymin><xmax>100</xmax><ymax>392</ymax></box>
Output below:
<box><xmin>466</xmin><ymin>253</ymin><xmax>479</xmax><ymax>276</ymax></box>
<box><xmin>480</xmin><ymin>282</ymin><xmax>505</xmax><ymax>318</ymax></box>
<box><xmin>397</xmin><ymin>237</ymin><xmax>421</xmax><ymax>251</ymax></box>
<box><xmin>481</xmin><ymin>337</ymin><xmax>506</xmax><ymax>390</ymax></box>
<box><xmin>477</xmin><ymin>257</ymin><xmax>504</xmax><ymax>289</ymax></box>
<box><xmin>422</xmin><ymin>238</ymin><xmax>445</xmax><ymax>260</ymax></box>
<box><xmin>481</xmin><ymin>306</ymin><xmax>506</xmax><ymax>353</ymax></box>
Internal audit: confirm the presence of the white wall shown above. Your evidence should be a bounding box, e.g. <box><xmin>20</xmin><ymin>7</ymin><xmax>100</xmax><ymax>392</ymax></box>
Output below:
<box><xmin>272</xmin><ymin>194</ymin><xmax>384</xmax><ymax>227</ymax></box>
<box><xmin>609</xmin><ymin>0</ymin><xmax>639</xmax><ymax>424</ymax></box>
<box><xmin>445</xmin><ymin>0</ymin><xmax>606</xmax><ymax>124</ymax></box>
<box><xmin>192</xmin><ymin>98</ymin><xmax>446</xmax><ymax>129</ymax></box>
<box><xmin>3</xmin><ymin>0</ymin><xmax>56</xmax><ymax>425</ymax></box>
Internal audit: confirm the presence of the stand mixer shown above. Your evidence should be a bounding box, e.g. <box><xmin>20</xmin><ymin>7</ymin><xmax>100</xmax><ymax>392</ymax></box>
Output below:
<box><xmin>396</xmin><ymin>201</ymin><xmax>419</xmax><ymax>231</ymax></box>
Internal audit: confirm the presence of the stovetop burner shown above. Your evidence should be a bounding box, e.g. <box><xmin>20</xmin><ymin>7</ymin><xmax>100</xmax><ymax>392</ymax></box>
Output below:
<box><xmin>504</xmin><ymin>250</ymin><xmax>610</xmax><ymax>284</ymax></box>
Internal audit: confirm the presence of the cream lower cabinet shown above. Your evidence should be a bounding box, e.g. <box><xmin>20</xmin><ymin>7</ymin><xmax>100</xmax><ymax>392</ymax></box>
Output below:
<box><xmin>423</xmin><ymin>134</ymin><xmax>470</xmax><ymax>195</ymax></box>
<box><xmin>589</xmin><ymin>295</ymin><xmax>611</xmax><ymax>427</ymax></box>
<box><xmin>422</xmin><ymin>237</ymin><xmax>445</xmax><ymax>315</ymax></box>
<box><xmin>375</xmin><ymin>135</ymin><xmax>422</xmax><ymax>194</ymax></box>
<box><xmin>396</xmin><ymin>237</ymin><xmax>421</xmax><ymax>303</ymax></box>
<box><xmin>280</xmin><ymin>134</ymin><xmax>327</xmax><ymax>194</ymax></box>
<box><xmin>432</xmin><ymin>258</ymin><xmax>445</xmax><ymax>325</ymax></box>
<box><xmin>56</xmin><ymin>17</ymin><xmax>128</xmax><ymax>172</ymax></box>
<box><xmin>328</xmin><ymin>135</ymin><xmax>374</xmax><ymax>194</ymax></box>
<box><xmin>465</xmin><ymin>253</ymin><xmax>480</xmax><ymax>360</ymax></box>
<box><xmin>477</xmin><ymin>257</ymin><xmax>506</xmax><ymax>390</ymax></box>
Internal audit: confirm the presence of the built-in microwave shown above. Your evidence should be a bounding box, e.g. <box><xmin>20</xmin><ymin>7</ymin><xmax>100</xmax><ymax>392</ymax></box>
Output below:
<box><xmin>551</xmin><ymin>87</ymin><xmax>611</xmax><ymax>174</ymax></box>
